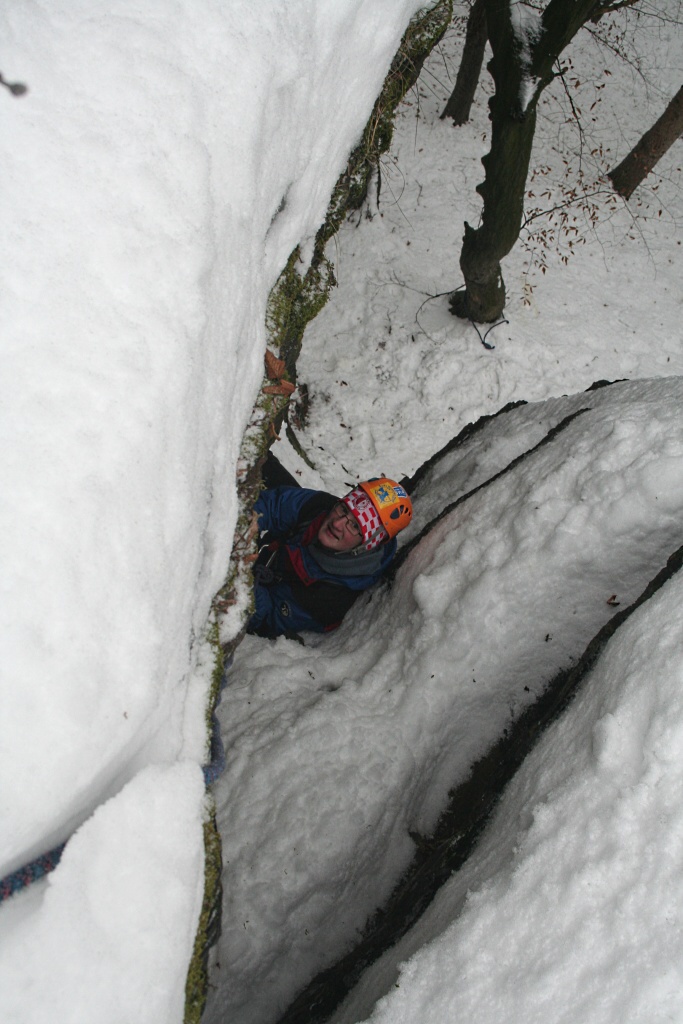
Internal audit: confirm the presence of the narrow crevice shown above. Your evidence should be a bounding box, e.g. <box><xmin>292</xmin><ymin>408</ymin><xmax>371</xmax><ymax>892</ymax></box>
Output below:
<box><xmin>400</xmin><ymin>376</ymin><xmax>625</xmax><ymax>509</ymax></box>
<box><xmin>391</xmin><ymin>407</ymin><xmax>590</xmax><ymax>579</ymax></box>
<box><xmin>399</xmin><ymin>398</ymin><xmax>527</xmax><ymax>495</ymax></box>
<box><xmin>275</xmin><ymin>543</ymin><xmax>683</xmax><ymax>1024</ymax></box>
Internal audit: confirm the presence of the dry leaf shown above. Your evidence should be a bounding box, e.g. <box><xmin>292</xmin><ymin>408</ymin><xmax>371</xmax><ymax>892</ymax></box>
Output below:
<box><xmin>262</xmin><ymin>380</ymin><xmax>296</xmax><ymax>396</ymax></box>
<box><xmin>264</xmin><ymin>349</ymin><xmax>286</xmax><ymax>380</ymax></box>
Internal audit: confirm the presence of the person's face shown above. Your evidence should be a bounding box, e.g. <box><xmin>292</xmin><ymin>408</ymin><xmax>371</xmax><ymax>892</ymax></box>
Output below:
<box><xmin>317</xmin><ymin>502</ymin><xmax>363</xmax><ymax>552</ymax></box>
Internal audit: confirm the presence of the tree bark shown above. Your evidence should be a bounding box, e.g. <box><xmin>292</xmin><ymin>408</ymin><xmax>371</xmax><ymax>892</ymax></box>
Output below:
<box><xmin>452</xmin><ymin>0</ymin><xmax>620</xmax><ymax>323</ymax></box>
<box><xmin>608</xmin><ymin>84</ymin><xmax>683</xmax><ymax>199</ymax></box>
<box><xmin>450</xmin><ymin>110</ymin><xmax>538</xmax><ymax>321</ymax></box>
<box><xmin>441</xmin><ymin>0</ymin><xmax>487</xmax><ymax>125</ymax></box>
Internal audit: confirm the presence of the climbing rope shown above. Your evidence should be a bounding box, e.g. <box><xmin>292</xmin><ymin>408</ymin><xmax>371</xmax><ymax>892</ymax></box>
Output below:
<box><xmin>0</xmin><ymin>657</ymin><xmax>232</xmax><ymax>903</ymax></box>
<box><xmin>0</xmin><ymin>843</ymin><xmax>66</xmax><ymax>903</ymax></box>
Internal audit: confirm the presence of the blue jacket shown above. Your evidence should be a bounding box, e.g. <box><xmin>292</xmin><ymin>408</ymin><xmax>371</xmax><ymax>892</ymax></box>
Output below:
<box><xmin>247</xmin><ymin>486</ymin><xmax>397</xmax><ymax>638</ymax></box>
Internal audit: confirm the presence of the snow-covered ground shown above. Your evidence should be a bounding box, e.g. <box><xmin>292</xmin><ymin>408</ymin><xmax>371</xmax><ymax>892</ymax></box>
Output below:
<box><xmin>293</xmin><ymin>2</ymin><xmax>683</xmax><ymax>492</ymax></box>
<box><xmin>1</xmin><ymin>2</ymin><xmax>682</xmax><ymax>1023</ymax></box>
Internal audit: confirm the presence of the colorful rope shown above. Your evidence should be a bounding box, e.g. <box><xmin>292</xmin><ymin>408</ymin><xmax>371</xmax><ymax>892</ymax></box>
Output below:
<box><xmin>0</xmin><ymin>842</ymin><xmax>66</xmax><ymax>903</ymax></box>
<box><xmin>1</xmin><ymin>657</ymin><xmax>232</xmax><ymax>901</ymax></box>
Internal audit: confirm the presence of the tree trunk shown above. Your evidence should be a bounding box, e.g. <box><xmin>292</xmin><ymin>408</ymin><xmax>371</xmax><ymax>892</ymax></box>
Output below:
<box><xmin>452</xmin><ymin>0</ymin><xmax>617</xmax><ymax>323</ymax></box>
<box><xmin>608</xmin><ymin>84</ymin><xmax>683</xmax><ymax>199</ymax></box>
<box><xmin>450</xmin><ymin>110</ymin><xmax>538</xmax><ymax>321</ymax></box>
<box><xmin>440</xmin><ymin>0</ymin><xmax>487</xmax><ymax>125</ymax></box>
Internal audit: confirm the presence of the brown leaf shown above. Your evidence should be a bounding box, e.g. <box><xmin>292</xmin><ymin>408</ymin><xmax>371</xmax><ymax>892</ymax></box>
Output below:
<box><xmin>262</xmin><ymin>380</ymin><xmax>296</xmax><ymax>396</ymax></box>
<box><xmin>264</xmin><ymin>349</ymin><xmax>286</xmax><ymax>380</ymax></box>
<box><xmin>245</xmin><ymin>511</ymin><xmax>259</xmax><ymax>543</ymax></box>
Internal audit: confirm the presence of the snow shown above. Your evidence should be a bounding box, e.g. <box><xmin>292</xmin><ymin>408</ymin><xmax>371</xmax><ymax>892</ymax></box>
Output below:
<box><xmin>0</xmin><ymin>763</ymin><xmax>206</xmax><ymax>1024</ymax></box>
<box><xmin>0</xmin><ymin>0</ymin><xmax>425</xmax><ymax>1019</ymax></box>
<box><xmin>206</xmin><ymin>379</ymin><xmax>683</xmax><ymax>1024</ymax></box>
<box><xmin>1</xmin><ymin>2</ymin><xmax>682</xmax><ymax>1023</ymax></box>
<box><xmin>348</xmin><ymin>567</ymin><xmax>683</xmax><ymax>1024</ymax></box>
<box><xmin>509</xmin><ymin>0</ymin><xmax>543</xmax><ymax>112</ymax></box>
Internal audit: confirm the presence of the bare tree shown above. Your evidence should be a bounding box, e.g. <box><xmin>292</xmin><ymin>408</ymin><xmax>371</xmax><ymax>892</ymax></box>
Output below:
<box><xmin>441</xmin><ymin>0</ymin><xmax>487</xmax><ymax>125</ymax></box>
<box><xmin>450</xmin><ymin>0</ymin><xmax>638</xmax><ymax>323</ymax></box>
<box><xmin>608</xmin><ymin>84</ymin><xmax>683</xmax><ymax>199</ymax></box>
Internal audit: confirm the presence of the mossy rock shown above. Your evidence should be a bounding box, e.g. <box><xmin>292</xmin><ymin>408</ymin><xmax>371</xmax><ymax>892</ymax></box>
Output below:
<box><xmin>267</xmin><ymin>0</ymin><xmax>453</xmax><ymax>379</ymax></box>
<box><xmin>184</xmin><ymin>806</ymin><xmax>223</xmax><ymax>1024</ymax></box>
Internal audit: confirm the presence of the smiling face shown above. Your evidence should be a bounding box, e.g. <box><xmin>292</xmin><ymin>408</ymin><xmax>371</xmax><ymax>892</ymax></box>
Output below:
<box><xmin>317</xmin><ymin>502</ymin><xmax>364</xmax><ymax>552</ymax></box>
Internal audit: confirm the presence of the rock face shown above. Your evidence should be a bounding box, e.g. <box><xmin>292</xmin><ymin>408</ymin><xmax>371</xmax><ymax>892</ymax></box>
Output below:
<box><xmin>206</xmin><ymin>377</ymin><xmax>683</xmax><ymax>1024</ymax></box>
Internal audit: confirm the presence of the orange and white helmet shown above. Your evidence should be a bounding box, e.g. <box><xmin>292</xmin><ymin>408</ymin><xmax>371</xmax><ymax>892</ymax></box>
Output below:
<box><xmin>342</xmin><ymin>478</ymin><xmax>412</xmax><ymax>550</ymax></box>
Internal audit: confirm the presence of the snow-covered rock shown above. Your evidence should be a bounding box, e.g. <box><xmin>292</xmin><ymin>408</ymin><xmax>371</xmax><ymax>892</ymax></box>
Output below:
<box><xmin>206</xmin><ymin>377</ymin><xmax>683</xmax><ymax>1024</ymax></box>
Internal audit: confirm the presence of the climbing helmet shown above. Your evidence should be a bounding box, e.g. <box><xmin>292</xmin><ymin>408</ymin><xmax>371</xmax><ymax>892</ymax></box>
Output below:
<box><xmin>342</xmin><ymin>478</ymin><xmax>412</xmax><ymax>550</ymax></box>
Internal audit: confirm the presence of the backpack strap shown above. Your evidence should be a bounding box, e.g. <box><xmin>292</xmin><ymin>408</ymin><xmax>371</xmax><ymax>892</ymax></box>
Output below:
<box><xmin>253</xmin><ymin>493</ymin><xmax>337</xmax><ymax>585</ymax></box>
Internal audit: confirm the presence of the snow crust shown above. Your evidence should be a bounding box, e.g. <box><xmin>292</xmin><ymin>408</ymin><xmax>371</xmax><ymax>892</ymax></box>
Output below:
<box><xmin>1</xmin><ymin>0</ymin><xmax>425</xmax><ymax>877</ymax></box>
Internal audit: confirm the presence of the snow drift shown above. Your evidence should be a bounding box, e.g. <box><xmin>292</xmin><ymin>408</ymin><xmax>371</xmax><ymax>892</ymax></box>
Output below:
<box><xmin>0</xmin><ymin>1</ymin><xmax>426</xmax><ymax>1020</ymax></box>
<box><xmin>206</xmin><ymin>377</ymin><xmax>683</xmax><ymax>1024</ymax></box>
<box><xmin>0</xmin><ymin>0</ymin><xmax>425</xmax><ymax>882</ymax></box>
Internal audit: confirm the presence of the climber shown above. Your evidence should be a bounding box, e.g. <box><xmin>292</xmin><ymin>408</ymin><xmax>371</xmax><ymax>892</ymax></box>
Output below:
<box><xmin>246</xmin><ymin>466</ymin><xmax>413</xmax><ymax>639</ymax></box>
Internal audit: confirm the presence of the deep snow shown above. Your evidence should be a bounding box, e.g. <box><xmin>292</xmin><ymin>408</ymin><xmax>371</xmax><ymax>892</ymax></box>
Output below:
<box><xmin>0</xmin><ymin>1</ymin><xmax>425</xmax><ymax>1020</ymax></box>
<box><xmin>206</xmin><ymin>4</ymin><xmax>683</xmax><ymax>1022</ymax></box>
<box><xmin>206</xmin><ymin>378</ymin><xmax>683</xmax><ymax>1024</ymax></box>
<box><xmin>1</xmin><ymin>2</ymin><xmax>682</xmax><ymax>1023</ymax></box>
<box><xmin>342</xmin><ymin>560</ymin><xmax>683</xmax><ymax>1024</ymax></box>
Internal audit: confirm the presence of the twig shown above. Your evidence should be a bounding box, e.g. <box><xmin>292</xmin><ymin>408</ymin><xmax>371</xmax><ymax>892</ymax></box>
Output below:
<box><xmin>521</xmin><ymin>187</ymin><xmax>615</xmax><ymax>229</ymax></box>
<box><xmin>414</xmin><ymin>289</ymin><xmax>454</xmax><ymax>341</ymax></box>
<box><xmin>469</xmin><ymin>317</ymin><xmax>508</xmax><ymax>351</ymax></box>
<box><xmin>554</xmin><ymin>60</ymin><xmax>587</xmax><ymax>169</ymax></box>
